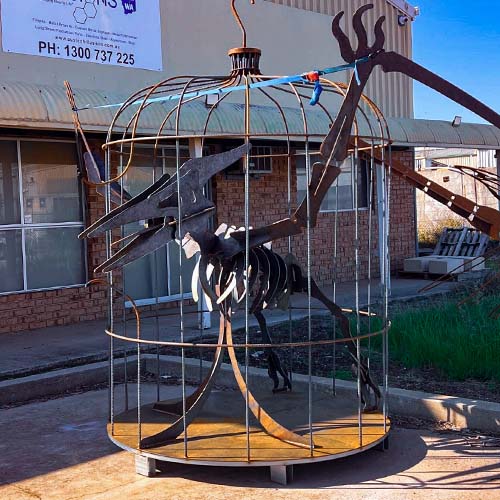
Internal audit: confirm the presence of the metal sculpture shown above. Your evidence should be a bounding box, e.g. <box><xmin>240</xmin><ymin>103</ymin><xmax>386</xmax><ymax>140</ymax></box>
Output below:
<box><xmin>81</xmin><ymin>140</ymin><xmax>380</xmax><ymax>449</ymax></box>
<box><xmin>323</xmin><ymin>5</ymin><xmax>500</xmax><ymax>239</ymax></box>
<box><xmin>70</xmin><ymin>1</ymin><xmax>500</xmax><ymax>471</ymax></box>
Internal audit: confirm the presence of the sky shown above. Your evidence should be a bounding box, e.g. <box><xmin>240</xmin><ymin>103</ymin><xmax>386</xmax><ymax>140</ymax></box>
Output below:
<box><xmin>412</xmin><ymin>0</ymin><xmax>500</xmax><ymax>124</ymax></box>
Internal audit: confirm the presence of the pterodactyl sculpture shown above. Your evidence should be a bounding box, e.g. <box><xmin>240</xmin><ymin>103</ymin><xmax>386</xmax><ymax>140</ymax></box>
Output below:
<box><xmin>80</xmin><ymin>4</ymin><xmax>500</xmax><ymax>450</ymax></box>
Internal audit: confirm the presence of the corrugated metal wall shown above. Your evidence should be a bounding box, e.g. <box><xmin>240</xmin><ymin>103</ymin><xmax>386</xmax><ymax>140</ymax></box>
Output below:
<box><xmin>265</xmin><ymin>0</ymin><xmax>413</xmax><ymax>118</ymax></box>
<box><xmin>415</xmin><ymin>158</ymin><xmax>427</xmax><ymax>170</ymax></box>
<box><xmin>478</xmin><ymin>150</ymin><xmax>497</xmax><ymax>168</ymax></box>
<box><xmin>444</xmin><ymin>155</ymin><xmax>476</xmax><ymax>168</ymax></box>
<box><xmin>415</xmin><ymin>149</ymin><xmax>499</xmax><ymax>170</ymax></box>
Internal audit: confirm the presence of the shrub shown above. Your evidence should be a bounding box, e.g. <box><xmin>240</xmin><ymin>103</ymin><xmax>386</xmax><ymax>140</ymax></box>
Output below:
<box><xmin>418</xmin><ymin>216</ymin><xmax>464</xmax><ymax>247</ymax></box>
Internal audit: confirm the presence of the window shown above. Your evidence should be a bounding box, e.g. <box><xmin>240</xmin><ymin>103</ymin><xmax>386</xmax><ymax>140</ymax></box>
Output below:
<box><xmin>296</xmin><ymin>151</ymin><xmax>369</xmax><ymax>212</ymax></box>
<box><xmin>249</xmin><ymin>146</ymin><xmax>272</xmax><ymax>174</ymax></box>
<box><xmin>222</xmin><ymin>144</ymin><xmax>273</xmax><ymax>177</ymax></box>
<box><xmin>0</xmin><ymin>139</ymin><xmax>86</xmax><ymax>294</ymax></box>
<box><xmin>121</xmin><ymin>146</ymin><xmax>196</xmax><ymax>303</ymax></box>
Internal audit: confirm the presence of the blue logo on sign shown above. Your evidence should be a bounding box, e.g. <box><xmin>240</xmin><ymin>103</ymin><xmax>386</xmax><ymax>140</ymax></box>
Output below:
<box><xmin>72</xmin><ymin>0</ymin><xmax>136</xmax><ymax>24</ymax></box>
<box><xmin>122</xmin><ymin>1</ymin><xmax>137</xmax><ymax>14</ymax></box>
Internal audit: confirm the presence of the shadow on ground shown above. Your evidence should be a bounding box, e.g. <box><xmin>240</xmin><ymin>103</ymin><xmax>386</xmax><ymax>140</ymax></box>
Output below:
<box><xmin>153</xmin><ymin>428</ymin><xmax>428</xmax><ymax>489</ymax></box>
<box><xmin>153</xmin><ymin>430</ymin><xmax>500</xmax><ymax>492</ymax></box>
<box><xmin>2</xmin><ymin>387</ymin><xmax>499</xmax><ymax>497</ymax></box>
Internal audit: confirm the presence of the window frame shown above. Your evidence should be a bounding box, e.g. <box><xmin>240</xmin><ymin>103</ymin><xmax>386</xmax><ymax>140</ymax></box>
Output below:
<box><xmin>249</xmin><ymin>145</ymin><xmax>273</xmax><ymax>174</ymax></box>
<box><xmin>295</xmin><ymin>149</ymin><xmax>370</xmax><ymax>214</ymax></box>
<box><xmin>0</xmin><ymin>137</ymin><xmax>87</xmax><ymax>295</ymax></box>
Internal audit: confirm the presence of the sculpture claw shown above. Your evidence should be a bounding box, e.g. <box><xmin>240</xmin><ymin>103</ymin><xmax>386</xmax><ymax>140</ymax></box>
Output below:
<box><xmin>332</xmin><ymin>4</ymin><xmax>386</xmax><ymax>63</ymax></box>
<box><xmin>372</xmin><ymin>15</ymin><xmax>386</xmax><ymax>54</ymax></box>
<box><xmin>351</xmin><ymin>359</ymin><xmax>381</xmax><ymax>411</ymax></box>
<box><xmin>331</xmin><ymin>11</ymin><xmax>355</xmax><ymax>63</ymax></box>
<box><xmin>352</xmin><ymin>4</ymin><xmax>372</xmax><ymax>53</ymax></box>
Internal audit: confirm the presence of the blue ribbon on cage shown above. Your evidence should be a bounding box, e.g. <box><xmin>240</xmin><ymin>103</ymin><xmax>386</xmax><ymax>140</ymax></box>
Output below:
<box><xmin>310</xmin><ymin>80</ymin><xmax>323</xmax><ymax>105</ymax></box>
<box><xmin>300</xmin><ymin>71</ymin><xmax>323</xmax><ymax>106</ymax></box>
<box><xmin>77</xmin><ymin>56</ymin><xmax>372</xmax><ymax>111</ymax></box>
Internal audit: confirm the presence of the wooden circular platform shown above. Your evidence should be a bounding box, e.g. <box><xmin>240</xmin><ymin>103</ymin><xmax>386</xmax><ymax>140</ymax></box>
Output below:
<box><xmin>108</xmin><ymin>386</ymin><xmax>390</xmax><ymax>466</ymax></box>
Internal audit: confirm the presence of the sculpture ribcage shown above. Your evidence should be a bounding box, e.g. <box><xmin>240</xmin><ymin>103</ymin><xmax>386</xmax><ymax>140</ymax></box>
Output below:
<box><xmin>193</xmin><ymin>228</ymin><xmax>380</xmax><ymax>404</ymax></box>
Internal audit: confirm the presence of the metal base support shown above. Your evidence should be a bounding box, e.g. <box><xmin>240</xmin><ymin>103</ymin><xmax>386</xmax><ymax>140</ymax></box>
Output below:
<box><xmin>270</xmin><ymin>465</ymin><xmax>294</xmax><ymax>485</ymax></box>
<box><xmin>375</xmin><ymin>436</ymin><xmax>390</xmax><ymax>452</ymax></box>
<box><xmin>135</xmin><ymin>455</ymin><xmax>157</xmax><ymax>477</ymax></box>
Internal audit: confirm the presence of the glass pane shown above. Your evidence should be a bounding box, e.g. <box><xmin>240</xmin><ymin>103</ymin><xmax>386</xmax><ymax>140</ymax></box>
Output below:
<box><xmin>336</xmin><ymin>166</ymin><xmax>354</xmax><ymax>210</ymax></box>
<box><xmin>357</xmin><ymin>159</ymin><xmax>369</xmax><ymax>209</ymax></box>
<box><xmin>296</xmin><ymin>168</ymin><xmax>307</xmax><ymax>209</ymax></box>
<box><xmin>0</xmin><ymin>230</ymin><xmax>23</xmax><ymax>292</ymax></box>
<box><xmin>123</xmin><ymin>146</ymin><xmax>193</xmax><ymax>301</ymax></box>
<box><xmin>0</xmin><ymin>141</ymin><xmax>21</xmax><ymax>225</ymax></box>
<box><xmin>168</xmin><ymin>242</ymin><xmax>196</xmax><ymax>296</ymax></box>
<box><xmin>163</xmin><ymin>147</ymin><xmax>190</xmax><ymax>171</ymax></box>
<box><xmin>295</xmin><ymin>152</ymin><xmax>319</xmax><ymax>208</ymax></box>
<box><xmin>296</xmin><ymin>152</ymin><xmax>353</xmax><ymax>211</ymax></box>
<box><xmin>25</xmin><ymin>227</ymin><xmax>85</xmax><ymax>290</ymax></box>
<box><xmin>123</xmin><ymin>152</ymin><xmax>169</xmax><ymax>301</ymax></box>
<box><xmin>123</xmin><ymin>249</ymin><xmax>169</xmax><ymax>301</ymax></box>
<box><xmin>21</xmin><ymin>142</ymin><xmax>81</xmax><ymax>224</ymax></box>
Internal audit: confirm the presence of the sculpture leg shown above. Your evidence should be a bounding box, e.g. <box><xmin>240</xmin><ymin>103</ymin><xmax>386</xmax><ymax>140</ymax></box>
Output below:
<box><xmin>225</xmin><ymin>315</ymin><xmax>312</xmax><ymax>449</ymax></box>
<box><xmin>307</xmin><ymin>278</ymin><xmax>381</xmax><ymax>411</ymax></box>
<box><xmin>140</xmin><ymin>318</ymin><xmax>226</xmax><ymax>449</ymax></box>
<box><xmin>254</xmin><ymin>310</ymin><xmax>291</xmax><ymax>392</ymax></box>
<box><xmin>152</xmin><ymin>332</ymin><xmax>222</xmax><ymax>416</ymax></box>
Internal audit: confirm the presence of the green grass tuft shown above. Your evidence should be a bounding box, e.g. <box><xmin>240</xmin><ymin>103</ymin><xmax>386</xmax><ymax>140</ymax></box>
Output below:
<box><xmin>368</xmin><ymin>294</ymin><xmax>500</xmax><ymax>382</ymax></box>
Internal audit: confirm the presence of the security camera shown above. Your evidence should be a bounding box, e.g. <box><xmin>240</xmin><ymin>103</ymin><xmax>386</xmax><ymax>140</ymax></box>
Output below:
<box><xmin>398</xmin><ymin>15</ymin><xmax>409</xmax><ymax>26</ymax></box>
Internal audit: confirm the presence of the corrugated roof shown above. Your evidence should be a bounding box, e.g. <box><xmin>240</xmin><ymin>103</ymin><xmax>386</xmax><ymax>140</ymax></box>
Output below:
<box><xmin>415</xmin><ymin>148</ymin><xmax>479</xmax><ymax>160</ymax></box>
<box><xmin>387</xmin><ymin>118</ymin><xmax>500</xmax><ymax>149</ymax></box>
<box><xmin>1</xmin><ymin>81</ymin><xmax>500</xmax><ymax>149</ymax></box>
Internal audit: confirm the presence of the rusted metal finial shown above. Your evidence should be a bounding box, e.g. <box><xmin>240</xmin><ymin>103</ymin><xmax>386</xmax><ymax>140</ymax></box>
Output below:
<box><xmin>231</xmin><ymin>0</ymin><xmax>255</xmax><ymax>48</ymax></box>
<box><xmin>228</xmin><ymin>0</ymin><xmax>260</xmax><ymax>75</ymax></box>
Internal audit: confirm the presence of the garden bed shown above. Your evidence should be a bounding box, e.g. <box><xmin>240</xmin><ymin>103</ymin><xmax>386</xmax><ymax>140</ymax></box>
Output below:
<box><xmin>168</xmin><ymin>287</ymin><xmax>500</xmax><ymax>403</ymax></box>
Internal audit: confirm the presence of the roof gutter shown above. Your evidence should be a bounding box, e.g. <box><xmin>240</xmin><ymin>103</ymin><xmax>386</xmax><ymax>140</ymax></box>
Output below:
<box><xmin>386</xmin><ymin>0</ymin><xmax>420</xmax><ymax>21</ymax></box>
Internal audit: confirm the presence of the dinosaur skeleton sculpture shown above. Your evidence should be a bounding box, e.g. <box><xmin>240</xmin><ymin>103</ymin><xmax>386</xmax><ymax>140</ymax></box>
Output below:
<box><xmin>81</xmin><ymin>4</ymin><xmax>500</xmax><ymax>450</ymax></box>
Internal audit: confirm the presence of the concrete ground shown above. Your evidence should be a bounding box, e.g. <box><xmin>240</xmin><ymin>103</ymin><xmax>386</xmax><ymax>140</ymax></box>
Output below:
<box><xmin>1</xmin><ymin>278</ymin><xmax>457</xmax><ymax>379</ymax></box>
<box><xmin>1</xmin><ymin>387</ymin><xmax>499</xmax><ymax>500</ymax></box>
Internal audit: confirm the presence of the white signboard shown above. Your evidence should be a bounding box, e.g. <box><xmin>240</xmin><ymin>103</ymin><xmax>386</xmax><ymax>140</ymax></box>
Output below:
<box><xmin>1</xmin><ymin>0</ymin><xmax>163</xmax><ymax>71</ymax></box>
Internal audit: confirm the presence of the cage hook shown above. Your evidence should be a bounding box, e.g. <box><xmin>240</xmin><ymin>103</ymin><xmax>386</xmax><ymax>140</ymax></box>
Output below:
<box><xmin>231</xmin><ymin>0</ymin><xmax>255</xmax><ymax>48</ymax></box>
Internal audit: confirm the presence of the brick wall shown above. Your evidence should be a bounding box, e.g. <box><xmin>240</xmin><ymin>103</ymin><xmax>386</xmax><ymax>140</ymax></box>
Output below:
<box><xmin>215</xmin><ymin>148</ymin><xmax>416</xmax><ymax>286</ymax></box>
<box><xmin>1</xmin><ymin>146</ymin><xmax>416</xmax><ymax>334</ymax></box>
<box><xmin>390</xmin><ymin>149</ymin><xmax>418</xmax><ymax>271</ymax></box>
<box><xmin>0</xmin><ymin>185</ymin><xmax>111</xmax><ymax>334</ymax></box>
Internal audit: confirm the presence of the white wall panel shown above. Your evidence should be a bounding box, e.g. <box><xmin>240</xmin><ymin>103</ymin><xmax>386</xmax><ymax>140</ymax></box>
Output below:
<box><xmin>0</xmin><ymin>0</ymin><xmax>413</xmax><ymax>119</ymax></box>
<box><xmin>265</xmin><ymin>0</ymin><xmax>414</xmax><ymax>117</ymax></box>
